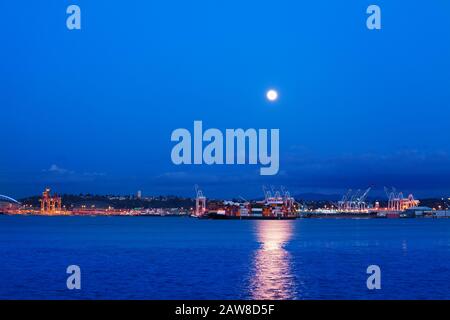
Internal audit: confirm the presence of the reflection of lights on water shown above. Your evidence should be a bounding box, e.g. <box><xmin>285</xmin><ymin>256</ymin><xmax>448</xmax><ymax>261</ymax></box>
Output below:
<box><xmin>250</xmin><ymin>221</ymin><xmax>297</xmax><ymax>300</ymax></box>
<box><xmin>402</xmin><ymin>240</ymin><xmax>408</xmax><ymax>255</ymax></box>
<box><xmin>260</xmin><ymin>224</ymin><xmax>291</xmax><ymax>251</ymax></box>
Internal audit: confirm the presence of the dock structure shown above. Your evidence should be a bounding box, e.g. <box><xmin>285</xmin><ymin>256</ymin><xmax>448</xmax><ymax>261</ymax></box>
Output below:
<box><xmin>194</xmin><ymin>185</ymin><xmax>207</xmax><ymax>217</ymax></box>
<box><xmin>384</xmin><ymin>187</ymin><xmax>419</xmax><ymax>211</ymax></box>
<box><xmin>337</xmin><ymin>188</ymin><xmax>371</xmax><ymax>212</ymax></box>
<box><xmin>39</xmin><ymin>188</ymin><xmax>62</xmax><ymax>215</ymax></box>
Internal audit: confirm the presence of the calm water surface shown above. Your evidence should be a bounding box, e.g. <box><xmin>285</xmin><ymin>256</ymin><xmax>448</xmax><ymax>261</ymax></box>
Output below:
<box><xmin>1</xmin><ymin>215</ymin><xmax>450</xmax><ymax>300</ymax></box>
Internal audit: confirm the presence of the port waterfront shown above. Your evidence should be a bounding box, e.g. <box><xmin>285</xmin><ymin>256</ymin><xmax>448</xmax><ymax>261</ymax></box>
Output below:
<box><xmin>1</xmin><ymin>188</ymin><xmax>450</xmax><ymax>219</ymax></box>
<box><xmin>2</xmin><ymin>202</ymin><xmax>450</xmax><ymax>220</ymax></box>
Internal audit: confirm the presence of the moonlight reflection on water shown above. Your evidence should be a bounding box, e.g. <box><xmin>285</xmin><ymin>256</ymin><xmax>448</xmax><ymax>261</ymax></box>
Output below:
<box><xmin>250</xmin><ymin>221</ymin><xmax>297</xmax><ymax>300</ymax></box>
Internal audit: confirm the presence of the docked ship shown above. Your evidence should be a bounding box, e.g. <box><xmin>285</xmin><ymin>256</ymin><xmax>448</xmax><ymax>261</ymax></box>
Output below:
<box><xmin>194</xmin><ymin>186</ymin><xmax>299</xmax><ymax>220</ymax></box>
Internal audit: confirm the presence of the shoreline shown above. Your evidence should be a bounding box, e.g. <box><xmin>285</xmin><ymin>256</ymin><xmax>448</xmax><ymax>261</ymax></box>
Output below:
<box><xmin>2</xmin><ymin>212</ymin><xmax>450</xmax><ymax>219</ymax></box>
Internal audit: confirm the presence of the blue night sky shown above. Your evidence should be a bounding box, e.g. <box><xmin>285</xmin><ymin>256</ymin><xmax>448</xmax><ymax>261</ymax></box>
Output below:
<box><xmin>1</xmin><ymin>1</ymin><xmax>450</xmax><ymax>199</ymax></box>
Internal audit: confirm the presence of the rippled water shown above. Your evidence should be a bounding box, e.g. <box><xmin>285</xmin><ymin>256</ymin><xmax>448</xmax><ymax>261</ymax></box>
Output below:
<box><xmin>1</xmin><ymin>215</ymin><xmax>450</xmax><ymax>300</ymax></box>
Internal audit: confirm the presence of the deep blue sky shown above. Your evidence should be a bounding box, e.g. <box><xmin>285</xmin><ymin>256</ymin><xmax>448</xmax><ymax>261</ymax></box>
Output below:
<box><xmin>1</xmin><ymin>1</ymin><xmax>449</xmax><ymax>199</ymax></box>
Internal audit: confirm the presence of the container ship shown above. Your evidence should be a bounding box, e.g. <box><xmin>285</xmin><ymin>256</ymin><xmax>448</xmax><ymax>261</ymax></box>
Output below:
<box><xmin>194</xmin><ymin>186</ymin><xmax>299</xmax><ymax>220</ymax></box>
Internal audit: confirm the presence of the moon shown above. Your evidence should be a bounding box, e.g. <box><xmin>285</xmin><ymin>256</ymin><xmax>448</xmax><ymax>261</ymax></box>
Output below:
<box><xmin>266</xmin><ymin>89</ymin><xmax>278</xmax><ymax>102</ymax></box>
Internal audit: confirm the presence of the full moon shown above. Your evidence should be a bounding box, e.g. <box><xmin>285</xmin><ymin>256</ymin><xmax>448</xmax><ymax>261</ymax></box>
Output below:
<box><xmin>266</xmin><ymin>89</ymin><xmax>278</xmax><ymax>102</ymax></box>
